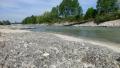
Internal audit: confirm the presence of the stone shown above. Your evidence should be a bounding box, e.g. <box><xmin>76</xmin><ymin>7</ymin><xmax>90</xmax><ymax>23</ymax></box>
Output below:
<box><xmin>42</xmin><ymin>52</ymin><xmax>49</xmax><ymax>57</ymax></box>
<box><xmin>116</xmin><ymin>57</ymin><xmax>120</xmax><ymax>62</ymax></box>
<box><xmin>0</xmin><ymin>41</ymin><xmax>5</xmax><ymax>48</ymax></box>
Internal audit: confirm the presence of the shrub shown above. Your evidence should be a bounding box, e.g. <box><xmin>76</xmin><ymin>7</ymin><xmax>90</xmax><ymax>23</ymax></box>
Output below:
<box><xmin>0</xmin><ymin>20</ymin><xmax>11</xmax><ymax>25</ymax></box>
<box><xmin>115</xmin><ymin>11</ymin><xmax>120</xmax><ymax>19</ymax></box>
<box><xmin>94</xmin><ymin>13</ymin><xmax>118</xmax><ymax>24</ymax></box>
<box><xmin>84</xmin><ymin>7</ymin><xmax>97</xmax><ymax>20</ymax></box>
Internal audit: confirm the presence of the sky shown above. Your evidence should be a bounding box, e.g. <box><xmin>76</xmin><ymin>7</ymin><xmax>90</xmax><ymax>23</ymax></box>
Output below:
<box><xmin>0</xmin><ymin>0</ymin><xmax>97</xmax><ymax>22</ymax></box>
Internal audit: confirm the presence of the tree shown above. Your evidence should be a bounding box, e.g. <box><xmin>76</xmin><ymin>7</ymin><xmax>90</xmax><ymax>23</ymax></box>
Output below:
<box><xmin>59</xmin><ymin>0</ymin><xmax>83</xmax><ymax>17</ymax></box>
<box><xmin>36</xmin><ymin>12</ymin><xmax>54</xmax><ymax>23</ymax></box>
<box><xmin>117</xmin><ymin>0</ymin><xmax>120</xmax><ymax>9</ymax></box>
<box><xmin>51</xmin><ymin>6</ymin><xmax>59</xmax><ymax>18</ymax></box>
<box><xmin>22</xmin><ymin>0</ymin><xmax>83</xmax><ymax>24</ymax></box>
<box><xmin>0</xmin><ymin>20</ymin><xmax>11</xmax><ymax>25</ymax></box>
<box><xmin>3</xmin><ymin>20</ymin><xmax>11</xmax><ymax>25</ymax></box>
<box><xmin>97</xmin><ymin>0</ymin><xmax>118</xmax><ymax>14</ymax></box>
<box><xmin>0</xmin><ymin>21</ymin><xmax>3</xmax><ymax>25</ymax></box>
<box><xmin>22</xmin><ymin>15</ymin><xmax>36</xmax><ymax>24</ymax></box>
<box><xmin>84</xmin><ymin>7</ymin><xmax>97</xmax><ymax>20</ymax></box>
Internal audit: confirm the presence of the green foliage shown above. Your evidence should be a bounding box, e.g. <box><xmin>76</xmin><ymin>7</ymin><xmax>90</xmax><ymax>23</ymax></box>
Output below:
<box><xmin>59</xmin><ymin>0</ymin><xmax>83</xmax><ymax>17</ymax></box>
<box><xmin>51</xmin><ymin>7</ymin><xmax>59</xmax><ymax>18</ymax></box>
<box><xmin>114</xmin><ymin>10</ymin><xmax>120</xmax><ymax>19</ymax></box>
<box><xmin>22</xmin><ymin>15</ymin><xmax>36</xmax><ymax>24</ymax></box>
<box><xmin>94</xmin><ymin>0</ymin><xmax>120</xmax><ymax>23</ymax></box>
<box><xmin>94</xmin><ymin>12</ymin><xmax>120</xmax><ymax>24</ymax></box>
<box><xmin>97</xmin><ymin>0</ymin><xmax>118</xmax><ymax>14</ymax></box>
<box><xmin>0</xmin><ymin>21</ymin><xmax>4</xmax><ymax>25</ymax></box>
<box><xmin>0</xmin><ymin>20</ymin><xmax>11</xmax><ymax>25</ymax></box>
<box><xmin>62</xmin><ymin>15</ymin><xmax>83</xmax><ymax>22</ymax></box>
<box><xmin>22</xmin><ymin>0</ymin><xmax>83</xmax><ymax>24</ymax></box>
<box><xmin>94</xmin><ymin>14</ymin><xmax>112</xmax><ymax>24</ymax></box>
<box><xmin>22</xmin><ymin>0</ymin><xmax>120</xmax><ymax>24</ymax></box>
<box><xmin>36</xmin><ymin>11</ymin><xmax>59</xmax><ymax>24</ymax></box>
<box><xmin>84</xmin><ymin>7</ymin><xmax>97</xmax><ymax>20</ymax></box>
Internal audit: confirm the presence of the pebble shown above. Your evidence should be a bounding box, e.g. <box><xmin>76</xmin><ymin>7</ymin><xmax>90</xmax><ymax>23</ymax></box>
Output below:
<box><xmin>42</xmin><ymin>52</ymin><xmax>49</xmax><ymax>57</ymax></box>
<box><xmin>0</xmin><ymin>32</ymin><xmax>119</xmax><ymax>68</ymax></box>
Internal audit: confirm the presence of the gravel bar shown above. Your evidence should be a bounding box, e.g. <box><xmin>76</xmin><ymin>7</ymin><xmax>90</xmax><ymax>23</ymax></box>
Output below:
<box><xmin>0</xmin><ymin>32</ymin><xmax>120</xmax><ymax>68</ymax></box>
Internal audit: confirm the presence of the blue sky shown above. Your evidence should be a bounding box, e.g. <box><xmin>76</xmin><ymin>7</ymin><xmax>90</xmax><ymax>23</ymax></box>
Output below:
<box><xmin>0</xmin><ymin>0</ymin><xmax>97</xmax><ymax>22</ymax></box>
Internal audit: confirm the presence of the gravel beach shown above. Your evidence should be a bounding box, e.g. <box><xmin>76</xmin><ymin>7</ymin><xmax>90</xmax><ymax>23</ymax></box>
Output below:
<box><xmin>0</xmin><ymin>29</ymin><xmax>120</xmax><ymax>68</ymax></box>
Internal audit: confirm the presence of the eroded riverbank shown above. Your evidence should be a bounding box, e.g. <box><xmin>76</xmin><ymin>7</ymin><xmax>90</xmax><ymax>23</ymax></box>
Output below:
<box><xmin>0</xmin><ymin>29</ymin><xmax>120</xmax><ymax>68</ymax></box>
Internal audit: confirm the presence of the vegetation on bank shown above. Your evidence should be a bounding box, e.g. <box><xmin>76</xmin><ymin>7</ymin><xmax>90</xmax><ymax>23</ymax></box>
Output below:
<box><xmin>22</xmin><ymin>0</ymin><xmax>120</xmax><ymax>24</ymax></box>
<box><xmin>0</xmin><ymin>20</ymin><xmax>11</xmax><ymax>25</ymax></box>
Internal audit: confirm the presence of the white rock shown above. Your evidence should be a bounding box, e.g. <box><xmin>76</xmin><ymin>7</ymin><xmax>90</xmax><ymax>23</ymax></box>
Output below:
<box><xmin>43</xmin><ymin>52</ymin><xmax>49</xmax><ymax>57</ymax></box>
<box><xmin>83</xmin><ymin>63</ymin><xmax>95</xmax><ymax>68</ymax></box>
<box><xmin>49</xmin><ymin>65</ymin><xmax>56</xmax><ymax>68</ymax></box>
<box><xmin>82</xmin><ymin>43</ymin><xmax>85</xmax><ymax>46</ymax></box>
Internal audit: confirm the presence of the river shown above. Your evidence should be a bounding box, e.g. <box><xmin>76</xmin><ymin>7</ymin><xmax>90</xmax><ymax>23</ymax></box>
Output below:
<box><xmin>6</xmin><ymin>24</ymin><xmax>120</xmax><ymax>45</ymax></box>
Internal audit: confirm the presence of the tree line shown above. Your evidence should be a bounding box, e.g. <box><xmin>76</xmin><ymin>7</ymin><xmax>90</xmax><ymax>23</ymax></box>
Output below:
<box><xmin>0</xmin><ymin>20</ymin><xmax>11</xmax><ymax>25</ymax></box>
<box><xmin>22</xmin><ymin>0</ymin><xmax>120</xmax><ymax>24</ymax></box>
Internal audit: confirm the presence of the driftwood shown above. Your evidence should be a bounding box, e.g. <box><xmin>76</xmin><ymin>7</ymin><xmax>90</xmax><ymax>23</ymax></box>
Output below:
<box><xmin>64</xmin><ymin>20</ymin><xmax>89</xmax><ymax>26</ymax></box>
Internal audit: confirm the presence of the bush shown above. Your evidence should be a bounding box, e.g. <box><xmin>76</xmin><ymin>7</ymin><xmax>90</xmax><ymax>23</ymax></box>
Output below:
<box><xmin>0</xmin><ymin>22</ymin><xmax>3</xmax><ymax>25</ymax></box>
<box><xmin>115</xmin><ymin>11</ymin><xmax>120</xmax><ymax>19</ymax></box>
<box><xmin>62</xmin><ymin>15</ymin><xmax>83</xmax><ymax>22</ymax></box>
<box><xmin>0</xmin><ymin>20</ymin><xmax>11</xmax><ymax>25</ymax></box>
<box><xmin>84</xmin><ymin>7</ymin><xmax>97</xmax><ymax>20</ymax></box>
<box><xmin>94</xmin><ymin>13</ymin><xmax>119</xmax><ymax>24</ymax></box>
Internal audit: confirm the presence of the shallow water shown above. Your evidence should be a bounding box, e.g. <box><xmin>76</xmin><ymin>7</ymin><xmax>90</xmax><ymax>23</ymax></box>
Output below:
<box><xmin>8</xmin><ymin>24</ymin><xmax>120</xmax><ymax>45</ymax></box>
<box><xmin>24</xmin><ymin>25</ymin><xmax>120</xmax><ymax>45</ymax></box>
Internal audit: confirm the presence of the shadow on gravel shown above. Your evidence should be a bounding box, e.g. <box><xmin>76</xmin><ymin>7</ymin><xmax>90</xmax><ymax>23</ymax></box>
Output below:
<box><xmin>116</xmin><ymin>57</ymin><xmax>120</xmax><ymax>67</ymax></box>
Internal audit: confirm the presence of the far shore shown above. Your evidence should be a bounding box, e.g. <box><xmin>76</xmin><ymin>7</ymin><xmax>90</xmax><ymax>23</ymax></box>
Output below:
<box><xmin>1</xmin><ymin>19</ymin><xmax>120</xmax><ymax>27</ymax></box>
<box><xmin>53</xmin><ymin>19</ymin><xmax>120</xmax><ymax>27</ymax></box>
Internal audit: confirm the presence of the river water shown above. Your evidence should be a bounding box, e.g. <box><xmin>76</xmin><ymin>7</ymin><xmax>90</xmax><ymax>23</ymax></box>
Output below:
<box><xmin>8</xmin><ymin>24</ymin><xmax>120</xmax><ymax>45</ymax></box>
<box><xmin>23</xmin><ymin>25</ymin><xmax>119</xmax><ymax>45</ymax></box>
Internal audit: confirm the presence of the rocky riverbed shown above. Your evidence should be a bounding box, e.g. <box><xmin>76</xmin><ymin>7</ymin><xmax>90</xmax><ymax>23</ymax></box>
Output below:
<box><xmin>0</xmin><ymin>31</ymin><xmax>120</xmax><ymax>68</ymax></box>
